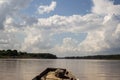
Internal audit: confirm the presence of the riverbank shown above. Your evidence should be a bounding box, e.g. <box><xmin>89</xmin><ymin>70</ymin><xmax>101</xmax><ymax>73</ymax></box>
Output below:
<box><xmin>64</xmin><ymin>54</ymin><xmax>120</xmax><ymax>60</ymax></box>
<box><xmin>0</xmin><ymin>50</ymin><xmax>57</xmax><ymax>59</ymax></box>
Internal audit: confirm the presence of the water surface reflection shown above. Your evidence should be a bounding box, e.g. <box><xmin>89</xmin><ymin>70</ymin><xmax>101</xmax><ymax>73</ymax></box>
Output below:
<box><xmin>0</xmin><ymin>59</ymin><xmax>120</xmax><ymax>80</ymax></box>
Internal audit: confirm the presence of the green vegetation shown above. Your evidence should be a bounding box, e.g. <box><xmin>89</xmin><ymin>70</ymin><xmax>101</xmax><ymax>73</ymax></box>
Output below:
<box><xmin>0</xmin><ymin>49</ymin><xmax>57</xmax><ymax>59</ymax></box>
<box><xmin>1</xmin><ymin>49</ymin><xmax>120</xmax><ymax>60</ymax></box>
<box><xmin>64</xmin><ymin>54</ymin><xmax>120</xmax><ymax>60</ymax></box>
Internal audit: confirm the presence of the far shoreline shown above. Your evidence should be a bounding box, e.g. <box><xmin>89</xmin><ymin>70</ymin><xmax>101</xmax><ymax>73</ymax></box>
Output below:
<box><xmin>0</xmin><ymin>49</ymin><xmax>120</xmax><ymax>60</ymax></box>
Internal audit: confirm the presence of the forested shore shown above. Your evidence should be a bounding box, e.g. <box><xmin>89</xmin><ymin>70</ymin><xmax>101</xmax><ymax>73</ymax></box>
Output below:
<box><xmin>0</xmin><ymin>50</ymin><xmax>57</xmax><ymax>59</ymax></box>
<box><xmin>1</xmin><ymin>49</ymin><xmax>120</xmax><ymax>60</ymax></box>
<box><xmin>64</xmin><ymin>54</ymin><xmax>120</xmax><ymax>60</ymax></box>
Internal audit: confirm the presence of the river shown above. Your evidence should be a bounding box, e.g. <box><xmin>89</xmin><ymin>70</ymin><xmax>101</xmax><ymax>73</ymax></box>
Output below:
<box><xmin>0</xmin><ymin>59</ymin><xmax>120</xmax><ymax>80</ymax></box>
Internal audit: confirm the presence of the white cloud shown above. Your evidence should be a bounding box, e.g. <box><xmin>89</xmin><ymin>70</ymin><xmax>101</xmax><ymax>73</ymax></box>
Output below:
<box><xmin>37</xmin><ymin>14</ymin><xmax>103</xmax><ymax>33</ymax></box>
<box><xmin>37</xmin><ymin>1</ymin><xmax>56</xmax><ymax>14</ymax></box>
<box><xmin>92</xmin><ymin>0</ymin><xmax>120</xmax><ymax>15</ymax></box>
<box><xmin>4</xmin><ymin>13</ymin><xmax>119</xmax><ymax>56</ymax></box>
<box><xmin>0</xmin><ymin>0</ymin><xmax>34</xmax><ymax>50</ymax></box>
<box><xmin>79</xmin><ymin>30</ymin><xmax>109</xmax><ymax>52</ymax></box>
<box><xmin>20</xmin><ymin>26</ymin><xmax>55</xmax><ymax>53</ymax></box>
<box><xmin>0</xmin><ymin>0</ymin><xmax>32</xmax><ymax>29</ymax></box>
<box><xmin>0</xmin><ymin>30</ymin><xmax>21</xmax><ymax>50</ymax></box>
<box><xmin>0</xmin><ymin>0</ymin><xmax>120</xmax><ymax>56</ymax></box>
<box><xmin>58</xmin><ymin>37</ymin><xmax>78</xmax><ymax>51</ymax></box>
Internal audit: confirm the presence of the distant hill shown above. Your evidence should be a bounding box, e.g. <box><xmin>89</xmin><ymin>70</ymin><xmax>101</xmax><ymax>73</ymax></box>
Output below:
<box><xmin>0</xmin><ymin>49</ymin><xmax>57</xmax><ymax>59</ymax></box>
<box><xmin>64</xmin><ymin>54</ymin><xmax>120</xmax><ymax>60</ymax></box>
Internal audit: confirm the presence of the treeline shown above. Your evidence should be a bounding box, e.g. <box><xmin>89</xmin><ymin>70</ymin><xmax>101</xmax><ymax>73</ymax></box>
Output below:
<box><xmin>64</xmin><ymin>54</ymin><xmax>120</xmax><ymax>60</ymax></box>
<box><xmin>0</xmin><ymin>49</ymin><xmax>57</xmax><ymax>59</ymax></box>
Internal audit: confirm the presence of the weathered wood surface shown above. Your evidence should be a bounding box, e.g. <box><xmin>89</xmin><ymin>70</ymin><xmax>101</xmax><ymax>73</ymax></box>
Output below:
<box><xmin>32</xmin><ymin>68</ymin><xmax>77</xmax><ymax>80</ymax></box>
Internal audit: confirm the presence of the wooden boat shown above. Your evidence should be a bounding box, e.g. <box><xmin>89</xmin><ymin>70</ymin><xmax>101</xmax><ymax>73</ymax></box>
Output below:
<box><xmin>32</xmin><ymin>68</ymin><xmax>77</xmax><ymax>80</ymax></box>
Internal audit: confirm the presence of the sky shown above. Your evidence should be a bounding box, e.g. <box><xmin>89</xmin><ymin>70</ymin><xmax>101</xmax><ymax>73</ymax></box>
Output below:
<box><xmin>0</xmin><ymin>0</ymin><xmax>120</xmax><ymax>57</ymax></box>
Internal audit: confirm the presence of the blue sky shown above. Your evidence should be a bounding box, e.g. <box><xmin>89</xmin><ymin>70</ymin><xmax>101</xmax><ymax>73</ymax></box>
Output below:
<box><xmin>0</xmin><ymin>0</ymin><xmax>120</xmax><ymax>56</ymax></box>
<box><xmin>20</xmin><ymin>0</ymin><xmax>91</xmax><ymax>46</ymax></box>
<box><xmin>21</xmin><ymin>0</ymin><xmax>93</xmax><ymax>17</ymax></box>
<box><xmin>21</xmin><ymin>0</ymin><xmax>120</xmax><ymax>17</ymax></box>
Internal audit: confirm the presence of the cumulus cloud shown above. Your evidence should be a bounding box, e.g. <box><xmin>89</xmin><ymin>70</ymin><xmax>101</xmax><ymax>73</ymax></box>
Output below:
<box><xmin>0</xmin><ymin>0</ymin><xmax>120</xmax><ymax>56</ymax></box>
<box><xmin>0</xmin><ymin>0</ymin><xmax>36</xmax><ymax>50</ymax></box>
<box><xmin>0</xmin><ymin>29</ymin><xmax>21</xmax><ymax>50</ymax></box>
<box><xmin>92</xmin><ymin>0</ymin><xmax>120</xmax><ymax>15</ymax></box>
<box><xmin>104</xmin><ymin>14</ymin><xmax>120</xmax><ymax>50</ymax></box>
<box><xmin>0</xmin><ymin>0</ymin><xmax>32</xmax><ymax>29</ymax></box>
<box><xmin>20</xmin><ymin>14</ymin><xmax>104</xmax><ymax>55</ymax></box>
<box><xmin>37</xmin><ymin>1</ymin><xmax>56</xmax><ymax>14</ymax></box>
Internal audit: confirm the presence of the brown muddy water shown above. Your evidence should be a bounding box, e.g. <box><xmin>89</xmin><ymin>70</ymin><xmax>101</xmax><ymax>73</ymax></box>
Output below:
<box><xmin>0</xmin><ymin>59</ymin><xmax>120</xmax><ymax>80</ymax></box>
